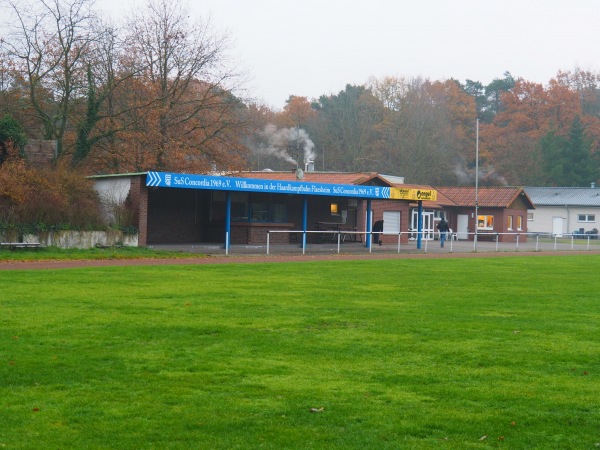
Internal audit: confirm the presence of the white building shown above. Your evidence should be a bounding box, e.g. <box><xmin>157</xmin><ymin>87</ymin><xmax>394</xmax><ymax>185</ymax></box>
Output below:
<box><xmin>524</xmin><ymin>186</ymin><xmax>600</xmax><ymax>236</ymax></box>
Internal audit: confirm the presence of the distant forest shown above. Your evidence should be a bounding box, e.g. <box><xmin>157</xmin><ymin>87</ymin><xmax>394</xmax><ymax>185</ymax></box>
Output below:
<box><xmin>1</xmin><ymin>0</ymin><xmax>599</xmax><ymax>187</ymax></box>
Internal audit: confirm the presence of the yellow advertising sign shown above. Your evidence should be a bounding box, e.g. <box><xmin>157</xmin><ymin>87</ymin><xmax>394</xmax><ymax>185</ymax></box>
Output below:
<box><xmin>390</xmin><ymin>187</ymin><xmax>437</xmax><ymax>201</ymax></box>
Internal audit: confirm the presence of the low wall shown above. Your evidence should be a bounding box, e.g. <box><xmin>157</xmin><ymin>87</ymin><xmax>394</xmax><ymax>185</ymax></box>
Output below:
<box><xmin>0</xmin><ymin>230</ymin><xmax>138</xmax><ymax>249</ymax></box>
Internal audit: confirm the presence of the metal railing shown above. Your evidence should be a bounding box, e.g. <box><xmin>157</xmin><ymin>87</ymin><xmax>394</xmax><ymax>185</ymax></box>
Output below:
<box><xmin>266</xmin><ymin>230</ymin><xmax>387</xmax><ymax>255</ymax></box>
<box><xmin>200</xmin><ymin>230</ymin><xmax>600</xmax><ymax>256</ymax></box>
<box><xmin>257</xmin><ymin>230</ymin><xmax>600</xmax><ymax>256</ymax></box>
<box><xmin>467</xmin><ymin>231</ymin><xmax>600</xmax><ymax>252</ymax></box>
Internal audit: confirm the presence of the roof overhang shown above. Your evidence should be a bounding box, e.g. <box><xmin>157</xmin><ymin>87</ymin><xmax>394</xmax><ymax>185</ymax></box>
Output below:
<box><xmin>145</xmin><ymin>171</ymin><xmax>437</xmax><ymax>201</ymax></box>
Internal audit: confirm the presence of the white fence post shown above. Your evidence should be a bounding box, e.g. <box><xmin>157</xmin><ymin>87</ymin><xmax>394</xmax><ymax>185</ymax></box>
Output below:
<box><xmin>302</xmin><ymin>231</ymin><xmax>306</xmax><ymax>255</ymax></box>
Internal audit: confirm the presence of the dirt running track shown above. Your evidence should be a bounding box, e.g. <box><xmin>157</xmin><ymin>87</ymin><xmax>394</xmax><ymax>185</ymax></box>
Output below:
<box><xmin>1</xmin><ymin>250</ymin><xmax>598</xmax><ymax>270</ymax></box>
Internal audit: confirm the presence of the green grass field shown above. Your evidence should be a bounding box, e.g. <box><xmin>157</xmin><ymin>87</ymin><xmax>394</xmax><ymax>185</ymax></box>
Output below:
<box><xmin>1</xmin><ymin>255</ymin><xmax>599</xmax><ymax>449</ymax></box>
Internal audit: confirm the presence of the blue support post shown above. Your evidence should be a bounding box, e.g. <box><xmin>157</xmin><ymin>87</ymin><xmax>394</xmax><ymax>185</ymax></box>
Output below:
<box><xmin>302</xmin><ymin>195</ymin><xmax>308</xmax><ymax>251</ymax></box>
<box><xmin>225</xmin><ymin>191</ymin><xmax>231</xmax><ymax>252</ymax></box>
<box><xmin>417</xmin><ymin>200</ymin><xmax>423</xmax><ymax>250</ymax></box>
<box><xmin>366</xmin><ymin>199</ymin><xmax>372</xmax><ymax>249</ymax></box>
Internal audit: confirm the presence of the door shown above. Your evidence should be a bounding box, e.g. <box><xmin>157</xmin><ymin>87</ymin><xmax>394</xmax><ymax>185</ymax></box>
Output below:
<box><xmin>423</xmin><ymin>212</ymin><xmax>434</xmax><ymax>240</ymax></box>
<box><xmin>552</xmin><ymin>216</ymin><xmax>564</xmax><ymax>237</ymax></box>
<box><xmin>457</xmin><ymin>214</ymin><xmax>469</xmax><ymax>240</ymax></box>
<box><xmin>411</xmin><ymin>210</ymin><xmax>434</xmax><ymax>240</ymax></box>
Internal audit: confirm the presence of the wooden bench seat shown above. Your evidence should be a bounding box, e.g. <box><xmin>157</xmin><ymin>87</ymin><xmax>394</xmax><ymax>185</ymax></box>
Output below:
<box><xmin>0</xmin><ymin>242</ymin><xmax>43</xmax><ymax>250</ymax></box>
<box><xmin>475</xmin><ymin>233</ymin><xmax>498</xmax><ymax>242</ymax></box>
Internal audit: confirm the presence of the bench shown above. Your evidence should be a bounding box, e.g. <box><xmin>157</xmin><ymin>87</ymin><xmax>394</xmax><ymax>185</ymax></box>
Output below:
<box><xmin>475</xmin><ymin>233</ymin><xmax>498</xmax><ymax>242</ymax></box>
<box><xmin>315</xmin><ymin>222</ymin><xmax>360</xmax><ymax>243</ymax></box>
<box><xmin>0</xmin><ymin>242</ymin><xmax>43</xmax><ymax>250</ymax></box>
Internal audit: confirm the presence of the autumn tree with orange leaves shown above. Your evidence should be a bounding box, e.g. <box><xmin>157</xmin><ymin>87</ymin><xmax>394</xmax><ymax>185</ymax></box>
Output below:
<box><xmin>112</xmin><ymin>0</ymin><xmax>251</xmax><ymax>173</ymax></box>
<box><xmin>480</xmin><ymin>75</ymin><xmax>600</xmax><ymax>185</ymax></box>
<box><xmin>368</xmin><ymin>77</ymin><xmax>476</xmax><ymax>184</ymax></box>
<box><xmin>2</xmin><ymin>0</ymin><xmax>600</xmax><ymax>187</ymax></box>
<box><xmin>0</xmin><ymin>0</ymin><xmax>251</xmax><ymax>174</ymax></box>
<box><xmin>2</xmin><ymin>0</ymin><xmax>100</xmax><ymax>158</ymax></box>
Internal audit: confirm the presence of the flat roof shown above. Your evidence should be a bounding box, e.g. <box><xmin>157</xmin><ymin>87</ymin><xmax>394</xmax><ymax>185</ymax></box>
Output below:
<box><xmin>524</xmin><ymin>186</ymin><xmax>600</xmax><ymax>207</ymax></box>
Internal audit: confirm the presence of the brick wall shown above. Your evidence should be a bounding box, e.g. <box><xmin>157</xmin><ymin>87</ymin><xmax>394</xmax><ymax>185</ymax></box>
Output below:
<box><xmin>147</xmin><ymin>188</ymin><xmax>203</xmax><ymax>244</ymax></box>
<box><xmin>129</xmin><ymin>176</ymin><xmax>148</xmax><ymax>246</ymax></box>
<box><xmin>142</xmin><ymin>185</ymin><xmax>414</xmax><ymax>246</ymax></box>
<box><xmin>359</xmin><ymin>199</ymin><xmax>411</xmax><ymax>244</ymax></box>
<box><xmin>230</xmin><ymin>223</ymin><xmax>294</xmax><ymax>244</ymax></box>
<box><xmin>24</xmin><ymin>140</ymin><xmax>56</xmax><ymax>167</ymax></box>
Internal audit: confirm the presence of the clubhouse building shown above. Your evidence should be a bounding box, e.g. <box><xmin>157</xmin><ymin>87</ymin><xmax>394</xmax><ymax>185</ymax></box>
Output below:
<box><xmin>92</xmin><ymin>170</ymin><xmax>533</xmax><ymax>249</ymax></box>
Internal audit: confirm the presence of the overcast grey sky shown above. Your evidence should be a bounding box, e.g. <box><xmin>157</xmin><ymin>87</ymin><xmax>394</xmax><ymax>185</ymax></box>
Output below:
<box><xmin>97</xmin><ymin>0</ymin><xmax>600</xmax><ymax>110</ymax></box>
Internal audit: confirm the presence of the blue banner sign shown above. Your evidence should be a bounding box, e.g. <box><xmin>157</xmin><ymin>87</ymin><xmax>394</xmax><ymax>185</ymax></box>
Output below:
<box><xmin>146</xmin><ymin>171</ymin><xmax>393</xmax><ymax>199</ymax></box>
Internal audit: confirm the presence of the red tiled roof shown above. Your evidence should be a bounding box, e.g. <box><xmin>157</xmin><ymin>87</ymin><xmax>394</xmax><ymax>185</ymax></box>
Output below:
<box><xmin>435</xmin><ymin>186</ymin><xmax>532</xmax><ymax>208</ymax></box>
<box><xmin>230</xmin><ymin>171</ymin><xmax>390</xmax><ymax>186</ymax></box>
<box><xmin>431</xmin><ymin>190</ymin><xmax>457</xmax><ymax>206</ymax></box>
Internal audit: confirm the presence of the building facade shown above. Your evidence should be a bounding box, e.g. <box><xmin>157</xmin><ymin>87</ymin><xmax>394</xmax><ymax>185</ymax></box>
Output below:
<box><xmin>524</xmin><ymin>186</ymin><xmax>600</xmax><ymax>236</ymax></box>
<box><xmin>92</xmin><ymin>171</ymin><xmax>437</xmax><ymax>248</ymax></box>
<box><xmin>432</xmin><ymin>187</ymin><xmax>535</xmax><ymax>242</ymax></box>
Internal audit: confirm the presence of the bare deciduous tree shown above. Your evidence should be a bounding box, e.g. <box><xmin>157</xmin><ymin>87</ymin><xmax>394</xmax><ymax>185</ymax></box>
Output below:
<box><xmin>2</xmin><ymin>0</ymin><xmax>98</xmax><ymax>157</ymax></box>
<box><xmin>122</xmin><ymin>0</ymin><xmax>250</xmax><ymax>171</ymax></box>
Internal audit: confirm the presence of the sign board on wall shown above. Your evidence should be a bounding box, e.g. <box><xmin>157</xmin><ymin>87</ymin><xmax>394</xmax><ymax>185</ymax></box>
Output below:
<box><xmin>146</xmin><ymin>171</ymin><xmax>436</xmax><ymax>201</ymax></box>
<box><xmin>390</xmin><ymin>187</ymin><xmax>437</xmax><ymax>201</ymax></box>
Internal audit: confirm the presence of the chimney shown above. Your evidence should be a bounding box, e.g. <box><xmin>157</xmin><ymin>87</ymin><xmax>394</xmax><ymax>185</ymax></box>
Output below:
<box><xmin>305</xmin><ymin>160</ymin><xmax>315</xmax><ymax>172</ymax></box>
<box><xmin>592</xmin><ymin>182</ymin><xmax>596</xmax><ymax>189</ymax></box>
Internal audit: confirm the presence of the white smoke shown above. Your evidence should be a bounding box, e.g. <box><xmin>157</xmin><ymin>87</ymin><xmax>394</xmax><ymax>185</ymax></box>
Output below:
<box><xmin>454</xmin><ymin>162</ymin><xmax>508</xmax><ymax>186</ymax></box>
<box><xmin>255</xmin><ymin>124</ymin><xmax>316</xmax><ymax>166</ymax></box>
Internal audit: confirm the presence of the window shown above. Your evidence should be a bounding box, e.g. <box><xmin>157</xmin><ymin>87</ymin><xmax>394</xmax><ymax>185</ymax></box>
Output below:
<box><xmin>517</xmin><ymin>215</ymin><xmax>523</xmax><ymax>230</ymax></box>
<box><xmin>527</xmin><ymin>212</ymin><xmax>534</xmax><ymax>221</ymax></box>
<box><xmin>578</xmin><ymin>214</ymin><xmax>596</xmax><ymax>223</ymax></box>
<box><xmin>330</xmin><ymin>203</ymin><xmax>339</xmax><ymax>215</ymax></box>
<box><xmin>216</xmin><ymin>192</ymin><xmax>286</xmax><ymax>223</ymax></box>
<box><xmin>249</xmin><ymin>202</ymin><xmax>287</xmax><ymax>223</ymax></box>
<box><xmin>270</xmin><ymin>204</ymin><xmax>287</xmax><ymax>223</ymax></box>
<box><xmin>477</xmin><ymin>215</ymin><xmax>494</xmax><ymax>230</ymax></box>
<box><xmin>232</xmin><ymin>193</ymin><xmax>249</xmax><ymax>221</ymax></box>
<box><xmin>507</xmin><ymin>215</ymin><xmax>513</xmax><ymax>230</ymax></box>
<box><xmin>250</xmin><ymin>202</ymin><xmax>268</xmax><ymax>222</ymax></box>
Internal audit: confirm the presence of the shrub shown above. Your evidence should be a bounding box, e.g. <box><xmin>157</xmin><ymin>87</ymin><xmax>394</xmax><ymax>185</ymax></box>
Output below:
<box><xmin>0</xmin><ymin>114</ymin><xmax>27</xmax><ymax>164</ymax></box>
<box><xmin>0</xmin><ymin>159</ymin><xmax>105</xmax><ymax>233</ymax></box>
